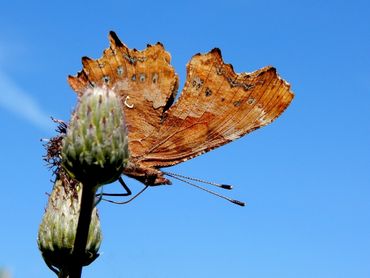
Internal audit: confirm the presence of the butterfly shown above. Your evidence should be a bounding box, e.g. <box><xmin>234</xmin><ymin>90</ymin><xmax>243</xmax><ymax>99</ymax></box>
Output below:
<box><xmin>68</xmin><ymin>31</ymin><xmax>294</xmax><ymax>196</ymax></box>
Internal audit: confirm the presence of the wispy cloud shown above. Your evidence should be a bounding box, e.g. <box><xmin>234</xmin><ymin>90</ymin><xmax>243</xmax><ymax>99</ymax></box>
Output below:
<box><xmin>0</xmin><ymin>70</ymin><xmax>53</xmax><ymax>132</ymax></box>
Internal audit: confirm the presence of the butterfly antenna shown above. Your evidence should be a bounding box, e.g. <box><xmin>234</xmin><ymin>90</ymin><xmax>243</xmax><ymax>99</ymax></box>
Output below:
<box><xmin>163</xmin><ymin>171</ymin><xmax>233</xmax><ymax>190</ymax></box>
<box><xmin>167</xmin><ymin>174</ymin><xmax>245</xmax><ymax>207</ymax></box>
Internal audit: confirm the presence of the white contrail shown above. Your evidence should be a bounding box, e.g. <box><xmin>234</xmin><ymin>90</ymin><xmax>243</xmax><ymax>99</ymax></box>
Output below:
<box><xmin>0</xmin><ymin>70</ymin><xmax>53</xmax><ymax>132</ymax></box>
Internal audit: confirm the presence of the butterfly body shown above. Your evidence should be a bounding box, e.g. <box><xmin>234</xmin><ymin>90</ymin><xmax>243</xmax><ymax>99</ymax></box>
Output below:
<box><xmin>68</xmin><ymin>31</ymin><xmax>294</xmax><ymax>187</ymax></box>
<box><xmin>122</xmin><ymin>161</ymin><xmax>170</xmax><ymax>186</ymax></box>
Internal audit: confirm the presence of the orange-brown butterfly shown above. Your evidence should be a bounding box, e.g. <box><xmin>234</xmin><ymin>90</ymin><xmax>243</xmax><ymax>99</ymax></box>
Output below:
<box><xmin>68</xmin><ymin>31</ymin><xmax>294</xmax><ymax>205</ymax></box>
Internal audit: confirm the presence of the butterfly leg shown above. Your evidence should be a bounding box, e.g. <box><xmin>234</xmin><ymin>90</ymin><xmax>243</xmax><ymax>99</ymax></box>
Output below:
<box><xmin>96</xmin><ymin>176</ymin><xmax>149</xmax><ymax>205</ymax></box>
<box><xmin>45</xmin><ymin>261</ymin><xmax>59</xmax><ymax>276</ymax></box>
<box><xmin>95</xmin><ymin>176</ymin><xmax>131</xmax><ymax>198</ymax></box>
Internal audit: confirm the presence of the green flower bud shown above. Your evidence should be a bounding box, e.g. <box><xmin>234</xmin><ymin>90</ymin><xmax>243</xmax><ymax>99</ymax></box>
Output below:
<box><xmin>0</xmin><ymin>268</ymin><xmax>11</xmax><ymax>278</ymax></box>
<box><xmin>62</xmin><ymin>87</ymin><xmax>129</xmax><ymax>186</ymax></box>
<box><xmin>37</xmin><ymin>179</ymin><xmax>102</xmax><ymax>271</ymax></box>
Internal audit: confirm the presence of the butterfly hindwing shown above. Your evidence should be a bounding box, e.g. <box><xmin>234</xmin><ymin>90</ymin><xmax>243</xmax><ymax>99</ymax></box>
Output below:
<box><xmin>137</xmin><ymin>49</ymin><xmax>294</xmax><ymax>167</ymax></box>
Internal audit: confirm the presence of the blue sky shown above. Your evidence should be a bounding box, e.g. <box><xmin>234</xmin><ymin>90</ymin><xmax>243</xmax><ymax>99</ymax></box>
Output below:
<box><xmin>0</xmin><ymin>1</ymin><xmax>369</xmax><ymax>277</ymax></box>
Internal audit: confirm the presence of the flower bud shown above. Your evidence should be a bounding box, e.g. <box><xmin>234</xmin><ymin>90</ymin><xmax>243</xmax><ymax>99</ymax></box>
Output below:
<box><xmin>62</xmin><ymin>87</ymin><xmax>129</xmax><ymax>186</ymax></box>
<box><xmin>37</xmin><ymin>179</ymin><xmax>102</xmax><ymax>271</ymax></box>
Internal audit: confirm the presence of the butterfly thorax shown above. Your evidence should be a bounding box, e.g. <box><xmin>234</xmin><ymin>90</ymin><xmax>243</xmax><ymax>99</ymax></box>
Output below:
<box><xmin>122</xmin><ymin>161</ymin><xmax>171</xmax><ymax>186</ymax></box>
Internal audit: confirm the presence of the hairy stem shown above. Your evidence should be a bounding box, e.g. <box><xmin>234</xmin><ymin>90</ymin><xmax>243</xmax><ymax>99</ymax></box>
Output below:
<box><xmin>69</xmin><ymin>184</ymin><xmax>97</xmax><ymax>278</ymax></box>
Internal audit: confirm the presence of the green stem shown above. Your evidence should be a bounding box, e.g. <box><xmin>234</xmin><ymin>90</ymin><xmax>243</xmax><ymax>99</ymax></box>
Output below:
<box><xmin>69</xmin><ymin>183</ymin><xmax>97</xmax><ymax>278</ymax></box>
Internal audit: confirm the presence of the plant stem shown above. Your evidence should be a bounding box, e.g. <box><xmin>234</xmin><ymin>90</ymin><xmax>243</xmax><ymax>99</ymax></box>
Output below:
<box><xmin>69</xmin><ymin>183</ymin><xmax>97</xmax><ymax>278</ymax></box>
<box><xmin>58</xmin><ymin>269</ymin><xmax>68</xmax><ymax>278</ymax></box>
